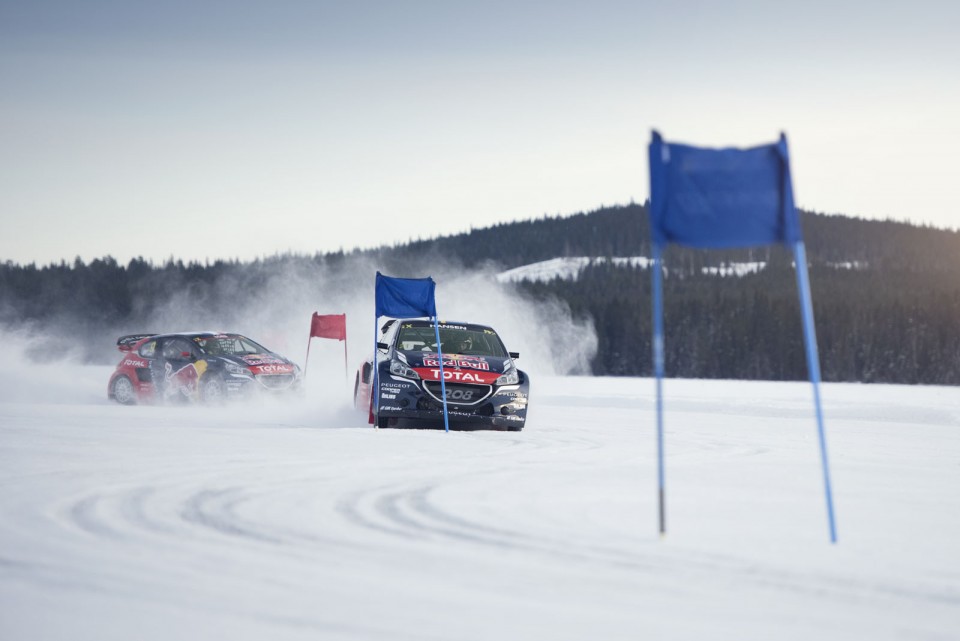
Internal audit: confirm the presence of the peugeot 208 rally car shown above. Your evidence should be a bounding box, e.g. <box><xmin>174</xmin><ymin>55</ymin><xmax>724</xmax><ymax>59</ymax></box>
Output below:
<box><xmin>108</xmin><ymin>332</ymin><xmax>301</xmax><ymax>405</ymax></box>
<box><xmin>354</xmin><ymin>319</ymin><xmax>529</xmax><ymax>430</ymax></box>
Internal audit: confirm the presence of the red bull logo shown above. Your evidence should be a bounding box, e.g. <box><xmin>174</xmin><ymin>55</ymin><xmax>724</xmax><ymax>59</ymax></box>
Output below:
<box><xmin>422</xmin><ymin>355</ymin><xmax>490</xmax><ymax>371</ymax></box>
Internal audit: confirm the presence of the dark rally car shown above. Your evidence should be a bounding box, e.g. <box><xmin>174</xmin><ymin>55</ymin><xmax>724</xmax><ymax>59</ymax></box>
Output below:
<box><xmin>108</xmin><ymin>332</ymin><xmax>301</xmax><ymax>405</ymax></box>
<box><xmin>354</xmin><ymin>319</ymin><xmax>529</xmax><ymax>430</ymax></box>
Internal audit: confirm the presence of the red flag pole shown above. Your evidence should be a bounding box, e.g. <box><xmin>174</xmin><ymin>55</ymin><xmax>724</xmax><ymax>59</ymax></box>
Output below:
<box><xmin>304</xmin><ymin>336</ymin><xmax>313</xmax><ymax>379</ymax></box>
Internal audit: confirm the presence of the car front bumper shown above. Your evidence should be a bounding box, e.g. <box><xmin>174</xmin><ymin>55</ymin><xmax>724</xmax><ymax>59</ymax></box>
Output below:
<box><xmin>374</xmin><ymin>372</ymin><xmax>529</xmax><ymax>429</ymax></box>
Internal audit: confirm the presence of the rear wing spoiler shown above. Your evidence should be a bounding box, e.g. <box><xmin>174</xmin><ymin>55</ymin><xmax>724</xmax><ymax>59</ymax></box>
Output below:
<box><xmin>117</xmin><ymin>334</ymin><xmax>158</xmax><ymax>352</ymax></box>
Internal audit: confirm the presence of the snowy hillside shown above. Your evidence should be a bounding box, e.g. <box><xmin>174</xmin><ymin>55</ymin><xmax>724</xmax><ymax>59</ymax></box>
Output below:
<box><xmin>495</xmin><ymin>257</ymin><xmax>871</xmax><ymax>284</ymax></box>
<box><xmin>2</xmin><ymin>363</ymin><xmax>959</xmax><ymax>641</ymax></box>
<box><xmin>496</xmin><ymin>257</ymin><xmax>653</xmax><ymax>283</ymax></box>
<box><xmin>495</xmin><ymin>257</ymin><xmax>771</xmax><ymax>283</ymax></box>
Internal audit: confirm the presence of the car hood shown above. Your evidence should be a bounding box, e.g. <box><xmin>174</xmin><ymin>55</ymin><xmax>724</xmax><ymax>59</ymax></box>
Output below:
<box><xmin>216</xmin><ymin>353</ymin><xmax>298</xmax><ymax>375</ymax></box>
<box><xmin>399</xmin><ymin>351</ymin><xmax>514</xmax><ymax>385</ymax></box>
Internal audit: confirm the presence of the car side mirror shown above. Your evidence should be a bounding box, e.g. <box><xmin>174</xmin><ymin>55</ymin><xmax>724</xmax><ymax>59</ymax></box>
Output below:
<box><xmin>509</xmin><ymin>352</ymin><xmax>520</xmax><ymax>359</ymax></box>
<box><xmin>376</xmin><ymin>342</ymin><xmax>389</xmax><ymax>351</ymax></box>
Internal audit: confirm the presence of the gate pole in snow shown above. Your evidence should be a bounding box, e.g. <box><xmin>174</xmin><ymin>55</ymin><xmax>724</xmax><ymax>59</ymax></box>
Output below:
<box><xmin>793</xmin><ymin>241</ymin><xmax>838</xmax><ymax>543</ymax></box>
<box><xmin>372</xmin><ymin>316</ymin><xmax>379</xmax><ymax>428</ymax></box>
<box><xmin>652</xmin><ymin>243</ymin><xmax>667</xmax><ymax>536</ymax></box>
<box><xmin>432</xmin><ymin>318</ymin><xmax>451</xmax><ymax>433</ymax></box>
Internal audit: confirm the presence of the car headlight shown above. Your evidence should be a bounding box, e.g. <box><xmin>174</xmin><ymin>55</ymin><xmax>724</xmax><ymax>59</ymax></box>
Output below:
<box><xmin>225</xmin><ymin>362</ymin><xmax>251</xmax><ymax>377</ymax></box>
<box><xmin>389</xmin><ymin>359</ymin><xmax>420</xmax><ymax>379</ymax></box>
<box><xmin>495</xmin><ymin>360</ymin><xmax>519</xmax><ymax>386</ymax></box>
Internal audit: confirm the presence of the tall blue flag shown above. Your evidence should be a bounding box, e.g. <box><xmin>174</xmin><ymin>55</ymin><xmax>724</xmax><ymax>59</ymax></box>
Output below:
<box><xmin>647</xmin><ymin>131</ymin><xmax>837</xmax><ymax>543</ymax></box>
<box><xmin>373</xmin><ymin>272</ymin><xmax>450</xmax><ymax>432</ymax></box>
<box><xmin>649</xmin><ymin>130</ymin><xmax>800</xmax><ymax>249</ymax></box>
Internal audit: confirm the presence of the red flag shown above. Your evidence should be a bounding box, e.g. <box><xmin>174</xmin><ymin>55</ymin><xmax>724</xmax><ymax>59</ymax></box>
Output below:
<box><xmin>310</xmin><ymin>313</ymin><xmax>346</xmax><ymax>341</ymax></box>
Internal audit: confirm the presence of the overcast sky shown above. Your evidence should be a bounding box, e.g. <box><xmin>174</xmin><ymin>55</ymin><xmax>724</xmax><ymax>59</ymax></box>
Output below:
<box><xmin>2</xmin><ymin>0</ymin><xmax>958</xmax><ymax>266</ymax></box>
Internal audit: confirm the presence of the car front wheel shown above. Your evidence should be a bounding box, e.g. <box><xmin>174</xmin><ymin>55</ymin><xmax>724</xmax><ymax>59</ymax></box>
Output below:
<box><xmin>200</xmin><ymin>375</ymin><xmax>225</xmax><ymax>404</ymax></box>
<box><xmin>111</xmin><ymin>375</ymin><xmax>137</xmax><ymax>405</ymax></box>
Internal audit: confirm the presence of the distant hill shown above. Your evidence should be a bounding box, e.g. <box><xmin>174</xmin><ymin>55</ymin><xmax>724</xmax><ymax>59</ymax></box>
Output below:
<box><xmin>2</xmin><ymin>204</ymin><xmax>959</xmax><ymax>384</ymax></box>
<box><xmin>375</xmin><ymin>203</ymin><xmax>960</xmax><ymax>383</ymax></box>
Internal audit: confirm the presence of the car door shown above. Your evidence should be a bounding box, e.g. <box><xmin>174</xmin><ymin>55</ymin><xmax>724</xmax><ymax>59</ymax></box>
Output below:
<box><xmin>154</xmin><ymin>337</ymin><xmax>200</xmax><ymax>401</ymax></box>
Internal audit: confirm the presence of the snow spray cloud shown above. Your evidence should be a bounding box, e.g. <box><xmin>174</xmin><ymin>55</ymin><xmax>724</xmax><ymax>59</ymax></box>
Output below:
<box><xmin>126</xmin><ymin>252</ymin><xmax>597</xmax><ymax>380</ymax></box>
<box><xmin>0</xmin><ymin>326</ymin><xmax>109</xmax><ymax>404</ymax></box>
<box><xmin>0</xmin><ymin>251</ymin><xmax>597</xmax><ymax>411</ymax></box>
<box><xmin>421</xmin><ymin>267</ymin><xmax>597</xmax><ymax>377</ymax></box>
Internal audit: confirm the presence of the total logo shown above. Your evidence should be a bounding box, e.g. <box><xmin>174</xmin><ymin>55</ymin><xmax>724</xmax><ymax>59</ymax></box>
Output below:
<box><xmin>415</xmin><ymin>368</ymin><xmax>499</xmax><ymax>384</ymax></box>
<box><xmin>256</xmin><ymin>364</ymin><xmax>294</xmax><ymax>374</ymax></box>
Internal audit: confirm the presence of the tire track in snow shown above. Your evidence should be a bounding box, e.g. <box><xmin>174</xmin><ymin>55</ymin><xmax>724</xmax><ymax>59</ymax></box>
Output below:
<box><xmin>180</xmin><ymin>488</ymin><xmax>284</xmax><ymax>544</ymax></box>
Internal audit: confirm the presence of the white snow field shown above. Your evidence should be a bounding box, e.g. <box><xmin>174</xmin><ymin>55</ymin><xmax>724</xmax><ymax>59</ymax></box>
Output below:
<box><xmin>2</xmin><ymin>366</ymin><xmax>959</xmax><ymax>641</ymax></box>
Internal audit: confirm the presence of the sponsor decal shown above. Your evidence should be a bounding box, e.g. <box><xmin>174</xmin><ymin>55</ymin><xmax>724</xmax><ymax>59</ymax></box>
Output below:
<box><xmin>444</xmin><ymin>388</ymin><xmax>475</xmax><ymax>401</ymax></box>
<box><xmin>381</xmin><ymin>393</ymin><xmax>397</xmax><ymax>399</ymax></box>
<box><xmin>163</xmin><ymin>360</ymin><xmax>208</xmax><ymax>401</ymax></box>
<box><xmin>438</xmin><ymin>323</ymin><xmax>468</xmax><ymax>330</ymax></box>
<box><xmin>379</xmin><ymin>406</ymin><xmax>404</xmax><ymax>411</ymax></box>
<box><xmin>380</xmin><ymin>382</ymin><xmax>409</xmax><ymax>390</ymax></box>
<box><xmin>124</xmin><ymin>359</ymin><xmax>148</xmax><ymax>368</ymax></box>
<box><xmin>242</xmin><ymin>355</ymin><xmax>285</xmax><ymax>366</ymax></box>
<box><xmin>413</xmin><ymin>368</ymin><xmax>500</xmax><ymax>384</ymax></box>
<box><xmin>252</xmin><ymin>363</ymin><xmax>295</xmax><ymax>375</ymax></box>
<box><xmin>422</xmin><ymin>355</ymin><xmax>490</xmax><ymax>371</ymax></box>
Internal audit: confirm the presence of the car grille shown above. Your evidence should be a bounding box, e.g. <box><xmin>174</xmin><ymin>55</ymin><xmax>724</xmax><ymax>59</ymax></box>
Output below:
<box><xmin>256</xmin><ymin>374</ymin><xmax>296</xmax><ymax>391</ymax></box>
<box><xmin>423</xmin><ymin>381</ymin><xmax>492</xmax><ymax>406</ymax></box>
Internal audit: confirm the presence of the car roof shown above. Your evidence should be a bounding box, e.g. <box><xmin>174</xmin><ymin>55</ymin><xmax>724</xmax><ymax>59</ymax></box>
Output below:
<box><xmin>156</xmin><ymin>331</ymin><xmax>241</xmax><ymax>339</ymax></box>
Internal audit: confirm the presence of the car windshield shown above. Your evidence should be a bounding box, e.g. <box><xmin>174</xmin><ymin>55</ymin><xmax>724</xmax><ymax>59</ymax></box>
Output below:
<box><xmin>395</xmin><ymin>324</ymin><xmax>507</xmax><ymax>357</ymax></box>
<box><xmin>195</xmin><ymin>335</ymin><xmax>269</xmax><ymax>356</ymax></box>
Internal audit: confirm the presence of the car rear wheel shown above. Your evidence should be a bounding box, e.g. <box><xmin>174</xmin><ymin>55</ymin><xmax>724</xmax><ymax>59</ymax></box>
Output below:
<box><xmin>200</xmin><ymin>375</ymin><xmax>225</xmax><ymax>404</ymax></box>
<box><xmin>111</xmin><ymin>375</ymin><xmax>137</xmax><ymax>405</ymax></box>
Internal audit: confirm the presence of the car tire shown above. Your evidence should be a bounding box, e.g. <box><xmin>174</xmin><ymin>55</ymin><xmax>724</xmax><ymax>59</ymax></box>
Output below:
<box><xmin>200</xmin><ymin>374</ymin><xmax>225</xmax><ymax>404</ymax></box>
<box><xmin>507</xmin><ymin>425</ymin><xmax>524</xmax><ymax>432</ymax></box>
<box><xmin>111</xmin><ymin>375</ymin><xmax>137</xmax><ymax>405</ymax></box>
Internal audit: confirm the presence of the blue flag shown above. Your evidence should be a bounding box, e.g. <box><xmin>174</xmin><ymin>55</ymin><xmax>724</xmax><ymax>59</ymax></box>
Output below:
<box><xmin>375</xmin><ymin>272</ymin><xmax>437</xmax><ymax>318</ymax></box>
<box><xmin>648</xmin><ymin>131</ymin><xmax>800</xmax><ymax>248</ymax></box>
<box><xmin>646</xmin><ymin>130</ymin><xmax>837</xmax><ymax>542</ymax></box>
<box><xmin>372</xmin><ymin>272</ymin><xmax>450</xmax><ymax>432</ymax></box>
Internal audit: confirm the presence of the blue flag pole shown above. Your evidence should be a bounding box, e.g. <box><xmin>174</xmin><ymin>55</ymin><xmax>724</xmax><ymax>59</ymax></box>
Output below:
<box><xmin>652</xmin><ymin>242</ymin><xmax>667</xmax><ymax>536</ymax></box>
<box><xmin>792</xmin><ymin>241</ymin><xmax>838</xmax><ymax>543</ymax></box>
<box><xmin>432</xmin><ymin>317</ymin><xmax>451</xmax><ymax>433</ymax></box>
<box><xmin>372</xmin><ymin>315</ymin><xmax>380</xmax><ymax>428</ymax></box>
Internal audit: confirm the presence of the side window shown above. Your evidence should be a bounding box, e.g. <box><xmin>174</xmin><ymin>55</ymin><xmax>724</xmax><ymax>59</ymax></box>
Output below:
<box><xmin>162</xmin><ymin>339</ymin><xmax>194</xmax><ymax>361</ymax></box>
<box><xmin>139</xmin><ymin>340</ymin><xmax>157</xmax><ymax>359</ymax></box>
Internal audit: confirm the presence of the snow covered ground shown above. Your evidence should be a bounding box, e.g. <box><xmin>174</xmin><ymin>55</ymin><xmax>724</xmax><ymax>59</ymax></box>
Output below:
<box><xmin>2</xmin><ymin>365</ymin><xmax>959</xmax><ymax>640</ymax></box>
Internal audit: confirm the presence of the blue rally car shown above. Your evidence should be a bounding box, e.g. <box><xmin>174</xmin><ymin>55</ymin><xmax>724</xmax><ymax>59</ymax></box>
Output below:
<box><xmin>354</xmin><ymin>319</ymin><xmax>529</xmax><ymax>431</ymax></box>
